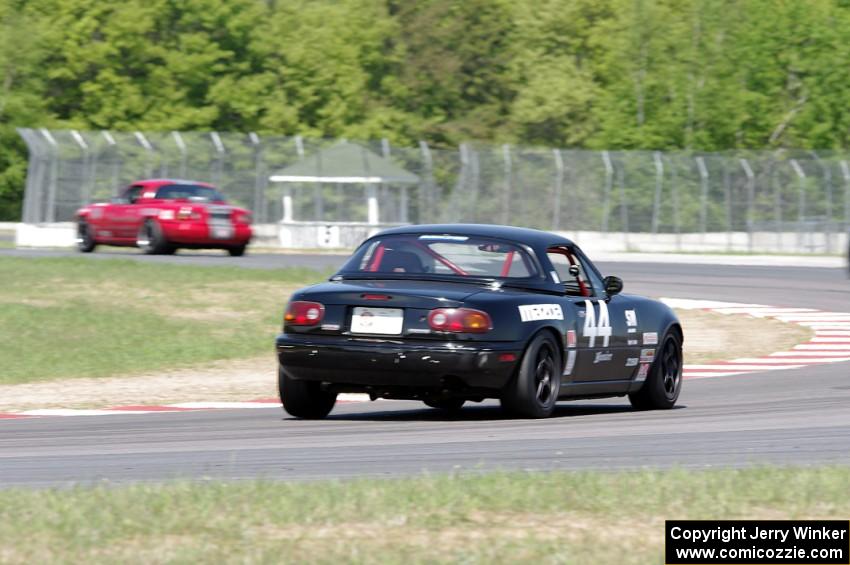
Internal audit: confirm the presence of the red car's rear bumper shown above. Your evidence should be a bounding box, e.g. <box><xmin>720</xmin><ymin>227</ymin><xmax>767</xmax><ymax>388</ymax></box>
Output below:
<box><xmin>161</xmin><ymin>221</ymin><xmax>252</xmax><ymax>246</ymax></box>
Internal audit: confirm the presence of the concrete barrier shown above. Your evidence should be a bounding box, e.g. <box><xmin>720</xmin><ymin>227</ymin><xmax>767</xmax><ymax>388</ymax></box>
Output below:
<box><xmin>13</xmin><ymin>221</ymin><xmax>849</xmax><ymax>257</ymax></box>
<box><xmin>15</xmin><ymin>222</ymin><xmax>77</xmax><ymax>247</ymax></box>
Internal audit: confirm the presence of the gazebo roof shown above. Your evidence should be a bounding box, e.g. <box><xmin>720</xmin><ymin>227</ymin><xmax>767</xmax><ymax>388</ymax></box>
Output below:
<box><xmin>269</xmin><ymin>142</ymin><xmax>419</xmax><ymax>184</ymax></box>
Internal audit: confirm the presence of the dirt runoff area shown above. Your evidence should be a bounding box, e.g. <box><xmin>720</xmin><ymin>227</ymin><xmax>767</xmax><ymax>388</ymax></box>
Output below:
<box><xmin>0</xmin><ymin>308</ymin><xmax>812</xmax><ymax>411</ymax></box>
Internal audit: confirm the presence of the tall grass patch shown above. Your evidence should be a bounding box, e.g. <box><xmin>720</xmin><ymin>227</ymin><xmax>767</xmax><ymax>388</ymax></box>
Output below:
<box><xmin>0</xmin><ymin>257</ymin><xmax>325</xmax><ymax>384</ymax></box>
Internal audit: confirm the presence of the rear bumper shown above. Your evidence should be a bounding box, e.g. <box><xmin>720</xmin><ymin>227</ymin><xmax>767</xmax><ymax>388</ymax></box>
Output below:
<box><xmin>161</xmin><ymin>221</ymin><xmax>252</xmax><ymax>246</ymax></box>
<box><xmin>276</xmin><ymin>333</ymin><xmax>522</xmax><ymax>392</ymax></box>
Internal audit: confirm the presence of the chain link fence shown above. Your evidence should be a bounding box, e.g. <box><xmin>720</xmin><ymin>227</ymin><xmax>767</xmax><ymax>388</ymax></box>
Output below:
<box><xmin>17</xmin><ymin>128</ymin><xmax>850</xmax><ymax>251</ymax></box>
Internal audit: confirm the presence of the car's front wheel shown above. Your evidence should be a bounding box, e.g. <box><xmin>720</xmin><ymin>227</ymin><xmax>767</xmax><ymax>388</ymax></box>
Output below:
<box><xmin>76</xmin><ymin>220</ymin><xmax>96</xmax><ymax>253</ymax></box>
<box><xmin>501</xmin><ymin>332</ymin><xmax>561</xmax><ymax>418</ymax></box>
<box><xmin>137</xmin><ymin>219</ymin><xmax>173</xmax><ymax>255</ymax></box>
<box><xmin>279</xmin><ymin>366</ymin><xmax>337</xmax><ymax>419</ymax></box>
<box><xmin>628</xmin><ymin>331</ymin><xmax>682</xmax><ymax>410</ymax></box>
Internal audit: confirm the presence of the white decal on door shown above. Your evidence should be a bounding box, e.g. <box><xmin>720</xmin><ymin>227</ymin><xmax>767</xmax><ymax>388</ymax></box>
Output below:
<box><xmin>583</xmin><ymin>300</ymin><xmax>612</xmax><ymax>348</ymax></box>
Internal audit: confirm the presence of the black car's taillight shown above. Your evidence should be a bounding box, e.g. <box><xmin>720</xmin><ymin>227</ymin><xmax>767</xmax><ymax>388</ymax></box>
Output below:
<box><xmin>284</xmin><ymin>301</ymin><xmax>325</xmax><ymax>326</ymax></box>
<box><xmin>427</xmin><ymin>308</ymin><xmax>492</xmax><ymax>333</ymax></box>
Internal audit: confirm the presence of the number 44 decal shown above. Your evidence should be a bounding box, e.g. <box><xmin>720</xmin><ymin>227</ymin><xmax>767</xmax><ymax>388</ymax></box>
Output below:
<box><xmin>583</xmin><ymin>300</ymin><xmax>612</xmax><ymax>348</ymax></box>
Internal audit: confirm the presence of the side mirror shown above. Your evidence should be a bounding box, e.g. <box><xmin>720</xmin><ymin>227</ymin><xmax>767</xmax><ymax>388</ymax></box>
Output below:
<box><xmin>603</xmin><ymin>275</ymin><xmax>623</xmax><ymax>296</ymax></box>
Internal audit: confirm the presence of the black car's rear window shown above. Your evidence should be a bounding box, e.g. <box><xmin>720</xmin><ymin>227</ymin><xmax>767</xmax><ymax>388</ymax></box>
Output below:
<box><xmin>338</xmin><ymin>234</ymin><xmax>541</xmax><ymax>279</ymax></box>
<box><xmin>155</xmin><ymin>184</ymin><xmax>225</xmax><ymax>202</ymax></box>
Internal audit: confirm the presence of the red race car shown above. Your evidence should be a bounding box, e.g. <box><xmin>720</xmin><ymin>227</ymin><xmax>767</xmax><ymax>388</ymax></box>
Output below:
<box><xmin>75</xmin><ymin>179</ymin><xmax>253</xmax><ymax>256</ymax></box>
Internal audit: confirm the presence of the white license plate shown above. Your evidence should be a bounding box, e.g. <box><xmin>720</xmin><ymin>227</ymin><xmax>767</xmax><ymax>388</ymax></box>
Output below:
<box><xmin>210</xmin><ymin>225</ymin><xmax>233</xmax><ymax>239</ymax></box>
<box><xmin>350</xmin><ymin>307</ymin><xmax>404</xmax><ymax>335</ymax></box>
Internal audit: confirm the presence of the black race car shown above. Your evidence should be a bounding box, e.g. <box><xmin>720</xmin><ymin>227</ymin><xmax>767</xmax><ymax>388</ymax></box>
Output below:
<box><xmin>276</xmin><ymin>224</ymin><xmax>683</xmax><ymax>419</ymax></box>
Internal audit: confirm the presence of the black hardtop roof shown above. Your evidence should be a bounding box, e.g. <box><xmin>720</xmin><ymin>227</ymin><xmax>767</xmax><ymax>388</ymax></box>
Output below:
<box><xmin>374</xmin><ymin>224</ymin><xmax>575</xmax><ymax>248</ymax></box>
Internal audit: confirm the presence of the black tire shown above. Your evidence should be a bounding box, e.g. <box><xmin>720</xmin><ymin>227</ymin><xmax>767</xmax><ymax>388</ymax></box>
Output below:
<box><xmin>278</xmin><ymin>366</ymin><xmax>337</xmax><ymax>419</ymax></box>
<box><xmin>76</xmin><ymin>220</ymin><xmax>97</xmax><ymax>253</ymax></box>
<box><xmin>423</xmin><ymin>398</ymin><xmax>465</xmax><ymax>412</ymax></box>
<box><xmin>137</xmin><ymin>219</ymin><xmax>172</xmax><ymax>255</ymax></box>
<box><xmin>628</xmin><ymin>331</ymin><xmax>682</xmax><ymax>410</ymax></box>
<box><xmin>227</xmin><ymin>244</ymin><xmax>247</xmax><ymax>257</ymax></box>
<box><xmin>501</xmin><ymin>332</ymin><xmax>561</xmax><ymax>418</ymax></box>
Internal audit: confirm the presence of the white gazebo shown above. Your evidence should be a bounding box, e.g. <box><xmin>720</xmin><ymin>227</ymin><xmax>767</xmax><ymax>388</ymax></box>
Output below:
<box><xmin>269</xmin><ymin>141</ymin><xmax>420</xmax><ymax>225</ymax></box>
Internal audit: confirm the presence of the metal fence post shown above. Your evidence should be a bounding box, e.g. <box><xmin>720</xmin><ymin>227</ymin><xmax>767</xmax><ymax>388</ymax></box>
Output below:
<box><xmin>101</xmin><ymin>131</ymin><xmax>120</xmax><ymax>195</ymax></box>
<box><xmin>40</xmin><ymin>128</ymin><xmax>58</xmax><ymax>223</ymax></box>
<box><xmin>840</xmin><ymin>160</ymin><xmax>850</xmax><ymax>231</ymax></box>
<box><xmin>501</xmin><ymin>144</ymin><xmax>512</xmax><ymax>225</ymax></box>
<box><xmin>248</xmin><ymin>132</ymin><xmax>265</xmax><ymax>222</ymax></box>
<box><xmin>789</xmin><ymin>159</ymin><xmax>806</xmax><ymax>250</ymax></box>
<box><xmin>616</xmin><ymin>160</ymin><xmax>629</xmax><ymax>245</ymax></box>
<box><xmin>740</xmin><ymin>158</ymin><xmax>755</xmax><ymax>253</ymax></box>
<box><xmin>651</xmin><ymin>151</ymin><xmax>663</xmax><ymax>234</ymax></box>
<box><xmin>71</xmin><ymin>130</ymin><xmax>91</xmax><ymax>206</ymax></box>
<box><xmin>771</xmin><ymin>159</ymin><xmax>782</xmax><ymax>235</ymax></box>
<box><xmin>448</xmin><ymin>143</ymin><xmax>469</xmax><ymax>223</ymax></box>
<box><xmin>469</xmin><ymin>147</ymin><xmax>481</xmax><ymax>221</ymax></box>
<box><xmin>551</xmin><ymin>149</ymin><xmax>564</xmax><ymax>231</ymax></box>
<box><xmin>210</xmin><ymin>131</ymin><xmax>226</xmax><ymax>187</ymax></box>
<box><xmin>601</xmin><ymin>150</ymin><xmax>613</xmax><ymax>233</ymax></box>
<box><xmin>671</xmin><ymin>157</ymin><xmax>680</xmax><ymax>250</ymax></box>
<box><xmin>418</xmin><ymin>140</ymin><xmax>435</xmax><ymax>223</ymax></box>
<box><xmin>695</xmin><ymin>156</ymin><xmax>709</xmax><ymax>236</ymax></box>
<box><xmin>134</xmin><ymin>131</ymin><xmax>155</xmax><ymax>178</ymax></box>
<box><xmin>17</xmin><ymin>129</ymin><xmax>41</xmax><ymax>223</ymax></box>
<box><xmin>810</xmin><ymin>151</ymin><xmax>833</xmax><ymax>253</ymax></box>
<box><xmin>171</xmin><ymin>131</ymin><xmax>187</xmax><ymax>178</ymax></box>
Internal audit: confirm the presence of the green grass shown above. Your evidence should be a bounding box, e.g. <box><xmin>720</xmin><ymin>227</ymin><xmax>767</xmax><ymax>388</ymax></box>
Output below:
<box><xmin>0</xmin><ymin>467</ymin><xmax>847</xmax><ymax>564</ymax></box>
<box><xmin>0</xmin><ymin>257</ymin><xmax>327</xmax><ymax>384</ymax></box>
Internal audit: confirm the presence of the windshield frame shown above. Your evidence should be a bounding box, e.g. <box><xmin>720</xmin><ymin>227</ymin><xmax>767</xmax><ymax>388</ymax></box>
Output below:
<box><xmin>335</xmin><ymin>233</ymin><xmax>547</xmax><ymax>283</ymax></box>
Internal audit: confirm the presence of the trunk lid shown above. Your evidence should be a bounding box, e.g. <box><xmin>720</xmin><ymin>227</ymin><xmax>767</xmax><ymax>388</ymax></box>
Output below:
<box><xmin>299</xmin><ymin>279</ymin><xmax>484</xmax><ymax>309</ymax></box>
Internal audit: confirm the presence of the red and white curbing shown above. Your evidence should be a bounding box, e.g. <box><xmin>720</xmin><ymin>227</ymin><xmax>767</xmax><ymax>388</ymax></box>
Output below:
<box><xmin>661</xmin><ymin>298</ymin><xmax>850</xmax><ymax>379</ymax></box>
<box><xmin>0</xmin><ymin>394</ymin><xmax>371</xmax><ymax>420</ymax></box>
<box><xmin>3</xmin><ymin>299</ymin><xmax>849</xmax><ymax>419</ymax></box>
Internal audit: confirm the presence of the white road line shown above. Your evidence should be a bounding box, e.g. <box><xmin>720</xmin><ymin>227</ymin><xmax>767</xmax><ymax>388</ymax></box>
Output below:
<box><xmin>810</xmin><ymin>337</ymin><xmax>850</xmax><ymax>343</ymax></box>
<box><xmin>682</xmin><ymin>371</ymin><xmax>749</xmax><ymax>378</ymax></box>
<box><xmin>793</xmin><ymin>344</ymin><xmax>850</xmax><ymax>351</ymax></box>
<box><xmin>21</xmin><ymin>409</ymin><xmax>153</xmax><ymax>416</ymax></box>
<box><xmin>715</xmin><ymin>308</ymin><xmax>818</xmax><ymax>316</ymax></box>
<box><xmin>659</xmin><ymin>299</ymin><xmax>768</xmax><ymax>310</ymax></box>
<box><xmin>166</xmin><ymin>402</ymin><xmax>281</xmax><ymax>410</ymax></box>
<box><xmin>684</xmin><ymin>364</ymin><xmax>805</xmax><ymax>371</ymax></box>
<box><xmin>727</xmin><ymin>357</ymin><xmax>850</xmax><ymax>364</ymax></box>
<box><xmin>771</xmin><ymin>350</ymin><xmax>850</xmax><ymax>356</ymax></box>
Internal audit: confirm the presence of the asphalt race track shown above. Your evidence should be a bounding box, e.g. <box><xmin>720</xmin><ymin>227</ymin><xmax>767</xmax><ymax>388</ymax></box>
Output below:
<box><xmin>1</xmin><ymin>248</ymin><xmax>849</xmax><ymax>486</ymax></box>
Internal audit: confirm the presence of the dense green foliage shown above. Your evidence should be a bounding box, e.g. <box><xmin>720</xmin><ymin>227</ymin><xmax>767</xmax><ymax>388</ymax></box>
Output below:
<box><xmin>3</xmin><ymin>0</ymin><xmax>850</xmax><ymax>219</ymax></box>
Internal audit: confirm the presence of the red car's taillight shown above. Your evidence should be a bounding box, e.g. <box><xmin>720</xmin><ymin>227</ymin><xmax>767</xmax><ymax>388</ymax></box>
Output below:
<box><xmin>284</xmin><ymin>301</ymin><xmax>325</xmax><ymax>326</ymax></box>
<box><xmin>428</xmin><ymin>308</ymin><xmax>492</xmax><ymax>333</ymax></box>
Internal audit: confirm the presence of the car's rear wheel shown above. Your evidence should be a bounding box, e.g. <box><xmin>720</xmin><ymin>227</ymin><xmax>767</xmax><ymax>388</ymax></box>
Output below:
<box><xmin>423</xmin><ymin>398</ymin><xmax>465</xmax><ymax>412</ymax></box>
<box><xmin>227</xmin><ymin>244</ymin><xmax>247</xmax><ymax>257</ymax></box>
<box><xmin>76</xmin><ymin>220</ymin><xmax>96</xmax><ymax>253</ymax></box>
<box><xmin>628</xmin><ymin>331</ymin><xmax>682</xmax><ymax>410</ymax></box>
<box><xmin>501</xmin><ymin>332</ymin><xmax>561</xmax><ymax>418</ymax></box>
<box><xmin>279</xmin><ymin>366</ymin><xmax>337</xmax><ymax>419</ymax></box>
<box><xmin>137</xmin><ymin>219</ymin><xmax>173</xmax><ymax>255</ymax></box>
